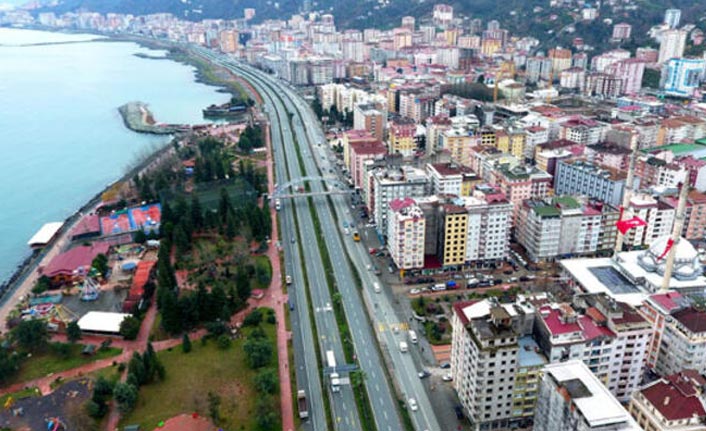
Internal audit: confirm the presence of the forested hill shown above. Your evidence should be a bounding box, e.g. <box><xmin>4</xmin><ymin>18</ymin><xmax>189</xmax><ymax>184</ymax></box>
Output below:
<box><xmin>39</xmin><ymin>0</ymin><xmax>706</xmax><ymax>41</ymax></box>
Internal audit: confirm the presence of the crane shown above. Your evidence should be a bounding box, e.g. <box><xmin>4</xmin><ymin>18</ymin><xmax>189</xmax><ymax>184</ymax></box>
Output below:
<box><xmin>493</xmin><ymin>61</ymin><xmax>516</xmax><ymax>103</ymax></box>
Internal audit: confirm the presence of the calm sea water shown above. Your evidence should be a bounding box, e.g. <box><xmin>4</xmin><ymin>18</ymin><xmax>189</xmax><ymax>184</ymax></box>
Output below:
<box><xmin>0</xmin><ymin>28</ymin><xmax>229</xmax><ymax>283</ymax></box>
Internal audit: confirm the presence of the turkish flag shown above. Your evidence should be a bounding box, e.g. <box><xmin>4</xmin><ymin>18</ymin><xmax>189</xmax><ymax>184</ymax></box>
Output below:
<box><xmin>657</xmin><ymin>238</ymin><xmax>675</xmax><ymax>261</ymax></box>
<box><xmin>616</xmin><ymin>216</ymin><xmax>647</xmax><ymax>235</ymax></box>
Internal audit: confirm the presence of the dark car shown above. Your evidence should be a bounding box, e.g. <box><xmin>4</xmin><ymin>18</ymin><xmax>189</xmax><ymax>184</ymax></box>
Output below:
<box><xmin>439</xmin><ymin>362</ymin><xmax>451</xmax><ymax>369</ymax></box>
<box><xmin>503</xmin><ymin>269</ymin><xmax>513</xmax><ymax>275</ymax></box>
<box><xmin>454</xmin><ymin>405</ymin><xmax>465</xmax><ymax>420</ymax></box>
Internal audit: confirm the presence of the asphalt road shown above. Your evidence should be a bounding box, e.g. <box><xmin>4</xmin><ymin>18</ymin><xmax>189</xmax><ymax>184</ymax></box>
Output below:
<box><xmin>194</xmin><ymin>46</ymin><xmax>442</xmax><ymax>431</ymax></box>
<box><xmin>196</xmin><ymin>49</ymin><xmax>365</xmax><ymax>430</ymax></box>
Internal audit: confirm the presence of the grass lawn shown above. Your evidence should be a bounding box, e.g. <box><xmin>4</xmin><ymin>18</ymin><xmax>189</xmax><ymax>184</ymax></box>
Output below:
<box><xmin>149</xmin><ymin>313</ymin><xmax>170</xmax><ymax>342</ymax></box>
<box><xmin>121</xmin><ymin>321</ymin><xmax>280</xmax><ymax>430</ymax></box>
<box><xmin>0</xmin><ymin>386</ymin><xmax>40</xmax><ymax>407</ymax></box>
<box><xmin>6</xmin><ymin>344</ymin><xmax>123</xmax><ymax>386</ymax></box>
<box><xmin>253</xmin><ymin>255</ymin><xmax>272</xmax><ymax>290</ymax></box>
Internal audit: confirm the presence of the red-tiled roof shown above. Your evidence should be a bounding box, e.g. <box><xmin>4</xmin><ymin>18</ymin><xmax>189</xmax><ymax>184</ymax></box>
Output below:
<box><xmin>389</xmin><ymin>197</ymin><xmax>417</xmax><ymax>212</ymax></box>
<box><xmin>578</xmin><ymin>316</ymin><xmax>615</xmax><ymax>341</ymax></box>
<box><xmin>649</xmin><ymin>291</ymin><xmax>684</xmax><ymax>313</ymax></box>
<box><xmin>641</xmin><ymin>375</ymin><xmax>706</xmax><ymax>421</ymax></box>
<box><xmin>42</xmin><ymin>242</ymin><xmax>111</xmax><ymax>278</ymax></box>
<box><xmin>70</xmin><ymin>214</ymin><xmax>100</xmax><ymax>238</ymax></box>
<box><xmin>540</xmin><ymin>305</ymin><xmax>582</xmax><ymax>336</ymax></box>
<box><xmin>673</xmin><ymin>307</ymin><xmax>706</xmax><ymax>334</ymax></box>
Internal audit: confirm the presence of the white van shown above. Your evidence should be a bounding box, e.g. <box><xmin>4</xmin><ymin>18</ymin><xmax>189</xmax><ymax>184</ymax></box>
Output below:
<box><xmin>373</xmin><ymin>282</ymin><xmax>381</xmax><ymax>293</ymax></box>
<box><xmin>399</xmin><ymin>341</ymin><xmax>409</xmax><ymax>353</ymax></box>
<box><xmin>408</xmin><ymin>330</ymin><xmax>418</xmax><ymax>344</ymax></box>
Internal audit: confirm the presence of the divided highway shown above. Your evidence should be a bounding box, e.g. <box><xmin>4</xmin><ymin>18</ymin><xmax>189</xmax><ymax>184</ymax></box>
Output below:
<box><xmin>194</xmin><ymin>45</ymin><xmax>442</xmax><ymax>431</ymax></box>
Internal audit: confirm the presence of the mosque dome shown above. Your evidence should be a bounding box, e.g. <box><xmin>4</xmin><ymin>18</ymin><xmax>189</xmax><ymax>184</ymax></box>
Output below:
<box><xmin>637</xmin><ymin>236</ymin><xmax>701</xmax><ymax>280</ymax></box>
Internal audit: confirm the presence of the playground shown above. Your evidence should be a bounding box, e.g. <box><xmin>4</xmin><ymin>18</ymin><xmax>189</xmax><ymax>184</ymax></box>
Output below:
<box><xmin>0</xmin><ymin>378</ymin><xmax>91</xmax><ymax>431</ymax></box>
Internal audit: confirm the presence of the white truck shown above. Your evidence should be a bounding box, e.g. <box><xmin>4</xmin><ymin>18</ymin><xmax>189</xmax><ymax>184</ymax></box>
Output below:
<box><xmin>326</xmin><ymin>350</ymin><xmax>340</xmax><ymax>392</ymax></box>
<box><xmin>408</xmin><ymin>330</ymin><xmax>418</xmax><ymax>344</ymax></box>
<box><xmin>297</xmin><ymin>390</ymin><xmax>309</xmax><ymax>419</ymax></box>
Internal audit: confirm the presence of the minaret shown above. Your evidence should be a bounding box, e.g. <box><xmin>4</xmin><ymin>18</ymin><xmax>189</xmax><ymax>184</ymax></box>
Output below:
<box><xmin>613</xmin><ymin>135</ymin><xmax>639</xmax><ymax>259</ymax></box>
<box><xmin>661</xmin><ymin>182</ymin><xmax>690</xmax><ymax>291</ymax></box>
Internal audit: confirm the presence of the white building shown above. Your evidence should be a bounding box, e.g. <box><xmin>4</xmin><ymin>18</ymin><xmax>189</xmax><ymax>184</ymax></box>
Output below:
<box><xmin>535</xmin><ymin>361</ymin><xmax>641</xmax><ymax>431</ymax></box>
<box><xmin>387</xmin><ymin>198</ymin><xmax>425</xmax><ymax>270</ymax></box>
<box><xmin>658</xmin><ymin>29</ymin><xmax>687</xmax><ymax>64</ymax></box>
<box><xmin>369</xmin><ymin>166</ymin><xmax>428</xmax><ymax>237</ymax></box>
<box><xmin>664</xmin><ymin>9</ymin><xmax>682</xmax><ymax>29</ymax></box>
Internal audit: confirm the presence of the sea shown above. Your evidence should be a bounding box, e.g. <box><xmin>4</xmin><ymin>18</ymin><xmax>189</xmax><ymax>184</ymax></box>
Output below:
<box><xmin>0</xmin><ymin>27</ymin><xmax>229</xmax><ymax>284</ymax></box>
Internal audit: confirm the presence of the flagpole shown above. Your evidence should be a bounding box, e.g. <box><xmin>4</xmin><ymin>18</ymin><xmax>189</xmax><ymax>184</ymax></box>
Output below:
<box><xmin>661</xmin><ymin>182</ymin><xmax>689</xmax><ymax>291</ymax></box>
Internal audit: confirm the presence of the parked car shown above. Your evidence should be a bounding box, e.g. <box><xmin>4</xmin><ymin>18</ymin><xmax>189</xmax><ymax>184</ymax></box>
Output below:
<box><xmin>439</xmin><ymin>362</ymin><xmax>451</xmax><ymax>369</ymax></box>
<box><xmin>442</xmin><ymin>373</ymin><xmax>453</xmax><ymax>382</ymax></box>
<box><xmin>454</xmin><ymin>405</ymin><xmax>464</xmax><ymax>419</ymax></box>
<box><xmin>409</xmin><ymin>288</ymin><xmax>421</xmax><ymax>295</ymax></box>
<box><xmin>418</xmin><ymin>370</ymin><xmax>431</xmax><ymax>379</ymax></box>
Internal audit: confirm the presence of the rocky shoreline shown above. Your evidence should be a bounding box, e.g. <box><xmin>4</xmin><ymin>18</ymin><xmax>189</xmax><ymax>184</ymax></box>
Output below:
<box><xmin>117</xmin><ymin>101</ymin><xmax>185</xmax><ymax>135</ymax></box>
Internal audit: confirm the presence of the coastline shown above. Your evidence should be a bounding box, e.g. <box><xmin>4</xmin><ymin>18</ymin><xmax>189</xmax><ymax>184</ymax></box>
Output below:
<box><xmin>0</xmin><ymin>29</ymin><xmax>241</xmax><ymax>316</ymax></box>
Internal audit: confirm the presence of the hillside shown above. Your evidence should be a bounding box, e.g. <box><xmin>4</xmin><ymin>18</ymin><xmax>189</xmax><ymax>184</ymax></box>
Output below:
<box><xmin>39</xmin><ymin>0</ymin><xmax>706</xmax><ymax>46</ymax></box>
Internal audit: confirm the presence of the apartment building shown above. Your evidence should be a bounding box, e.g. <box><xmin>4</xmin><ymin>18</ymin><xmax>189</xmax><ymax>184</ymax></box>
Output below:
<box><xmin>492</xmin><ymin>164</ymin><xmax>552</xmax><ymax>218</ymax></box>
<box><xmin>440</xmin><ymin>204</ymin><xmax>468</xmax><ymax>267</ymax></box>
<box><xmin>460</xmin><ymin>187</ymin><xmax>513</xmax><ymax>262</ymax></box>
<box><xmin>535</xmin><ymin>361</ymin><xmax>641</xmax><ymax>430</ymax></box>
<box><xmin>426</xmin><ymin>162</ymin><xmax>479</xmax><ymax>197</ymax></box>
<box><xmin>387</xmin><ymin>198</ymin><xmax>425</xmax><ymax>270</ymax></box>
<box><xmin>535</xmin><ymin>294</ymin><xmax>651</xmax><ymax>402</ymax></box>
<box><xmin>620</xmin><ymin>193</ymin><xmax>676</xmax><ymax>249</ymax></box>
<box><xmin>653</xmin><ymin>305</ymin><xmax>706</xmax><ymax>377</ymax></box>
<box><xmin>368</xmin><ymin>166</ymin><xmax>428</xmax><ymax>237</ymax></box>
<box><xmin>629</xmin><ymin>370</ymin><xmax>706</xmax><ymax>431</ymax></box>
<box><xmin>516</xmin><ymin>197</ymin><xmax>615</xmax><ymax>262</ymax></box>
<box><xmin>353</xmin><ymin>103</ymin><xmax>385</xmax><ymax>142</ymax></box>
<box><xmin>555</xmin><ymin>160</ymin><xmax>628</xmax><ymax>207</ymax></box>
<box><xmin>451</xmin><ymin>298</ymin><xmax>539</xmax><ymax>430</ymax></box>
<box><xmin>439</xmin><ymin>128</ymin><xmax>474</xmax><ymax>167</ymax></box>
<box><xmin>388</xmin><ymin>116</ymin><xmax>418</xmax><ymax>157</ymax></box>
<box><xmin>639</xmin><ymin>292</ymin><xmax>689</xmax><ymax>371</ymax></box>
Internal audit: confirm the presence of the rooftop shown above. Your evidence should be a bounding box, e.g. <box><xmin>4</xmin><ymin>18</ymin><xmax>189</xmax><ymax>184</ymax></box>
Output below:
<box><xmin>517</xmin><ymin>336</ymin><xmax>547</xmax><ymax>368</ymax></box>
<box><xmin>544</xmin><ymin>360</ymin><xmax>640</xmax><ymax>429</ymax></box>
<box><xmin>27</xmin><ymin>222</ymin><xmax>64</xmax><ymax>247</ymax></box>
<box><xmin>640</xmin><ymin>371</ymin><xmax>706</xmax><ymax>421</ymax></box>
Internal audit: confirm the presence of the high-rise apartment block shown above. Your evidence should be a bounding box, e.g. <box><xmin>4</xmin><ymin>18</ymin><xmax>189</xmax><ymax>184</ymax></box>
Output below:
<box><xmin>535</xmin><ymin>361</ymin><xmax>641</xmax><ymax>430</ymax></box>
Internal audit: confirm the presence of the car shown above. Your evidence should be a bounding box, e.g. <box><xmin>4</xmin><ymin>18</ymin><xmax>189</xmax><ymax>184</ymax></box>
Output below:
<box><xmin>367</xmin><ymin>264</ymin><xmax>372</xmax><ymax>271</ymax></box>
<box><xmin>343</xmin><ymin>221</ymin><xmax>349</xmax><ymax>228</ymax></box>
<box><xmin>442</xmin><ymin>373</ymin><xmax>453</xmax><ymax>382</ymax></box>
<box><xmin>439</xmin><ymin>362</ymin><xmax>451</xmax><ymax>369</ymax></box>
<box><xmin>409</xmin><ymin>288</ymin><xmax>421</xmax><ymax>295</ymax></box>
<box><xmin>503</xmin><ymin>269</ymin><xmax>513</xmax><ymax>275</ymax></box>
<box><xmin>408</xmin><ymin>398</ymin><xmax>418</xmax><ymax>412</ymax></box>
<box><xmin>291</xmin><ymin>236</ymin><xmax>296</xmax><ymax>243</ymax></box>
<box><xmin>454</xmin><ymin>405</ymin><xmax>464</xmax><ymax>420</ymax></box>
<box><xmin>418</xmin><ymin>370</ymin><xmax>431</xmax><ymax>379</ymax></box>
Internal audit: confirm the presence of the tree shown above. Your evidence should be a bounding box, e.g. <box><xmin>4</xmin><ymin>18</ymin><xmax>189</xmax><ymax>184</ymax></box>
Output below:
<box><xmin>160</xmin><ymin>288</ymin><xmax>183</xmax><ymax>334</ymax></box>
<box><xmin>243</xmin><ymin>308</ymin><xmax>263</xmax><ymax>327</ymax></box>
<box><xmin>190</xmin><ymin>195</ymin><xmax>204</xmax><ymax>229</ymax></box>
<box><xmin>0</xmin><ymin>348</ymin><xmax>19</xmax><ymax>383</ymax></box>
<box><xmin>173</xmin><ymin>223</ymin><xmax>191</xmax><ymax>255</ymax></box>
<box><xmin>66</xmin><ymin>321</ymin><xmax>82</xmax><ymax>343</ymax></box>
<box><xmin>91</xmin><ymin>253</ymin><xmax>109</xmax><ymax>277</ymax></box>
<box><xmin>182</xmin><ymin>333</ymin><xmax>192</xmax><ymax>353</ymax></box>
<box><xmin>32</xmin><ymin>275</ymin><xmax>51</xmax><ymax>294</ymax></box>
<box><xmin>13</xmin><ymin>319</ymin><xmax>49</xmax><ymax>352</ymax></box>
<box><xmin>217</xmin><ymin>334</ymin><xmax>232</xmax><ymax>350</ymax></box>
<box><xmin>256</xmin><ymin>398</ymin><xmax>277</xmax><ymax>429</ymax></box>
<box><xmin>133</xmin><ymin>229</ymin><xmax>147</xmax><ymax>244</ymax></box>
<box><xmin>113</xmin><ymin>382</ymin><xmax>138</xmax><ymax>413</ymax></box>
<box><xmin>207</xmin><ymin>391</ymin><xmax>221</xmax><ymax>424</ymax></box>
<box><xmin>119</xmin><ymin>316</ymin><xmax>141</xmax><ymax>340</ymax></box>
<box><xmin>128</xmin><ymin>352</ymin><xmax>147</xmax><ymax>386</ymax></box>
<box><xmin>243</xmin><ymin>337</ymin><xmax>272</xmax><ymax>369</ymax></box>
<box><xmin>254</xmin><ymin>369</ymin><xmax>278</xmax><ymax>394</ymax></box>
